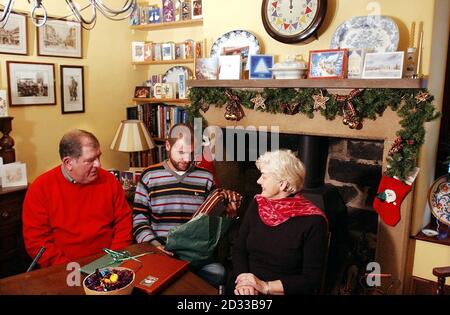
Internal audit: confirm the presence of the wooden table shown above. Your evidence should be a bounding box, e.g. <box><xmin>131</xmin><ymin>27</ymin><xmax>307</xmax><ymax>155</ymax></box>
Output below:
<box><xmin>0</xmin><ymin>243</ymin><xmax>217</xmax><ymax>295</ymax></box>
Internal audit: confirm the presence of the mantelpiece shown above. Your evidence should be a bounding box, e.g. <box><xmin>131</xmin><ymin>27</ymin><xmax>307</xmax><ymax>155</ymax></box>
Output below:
<box><xmin>186</xmin><ymin>78</ymin><xmax>431</xmax><ymax>293</ymax></box>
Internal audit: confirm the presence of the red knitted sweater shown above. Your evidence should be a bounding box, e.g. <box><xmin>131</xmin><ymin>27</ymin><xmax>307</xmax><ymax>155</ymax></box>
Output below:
<box><xmin>23</xmin><ymin>166</ymin><xmax>132</xmax><ymax>267</ymax></box>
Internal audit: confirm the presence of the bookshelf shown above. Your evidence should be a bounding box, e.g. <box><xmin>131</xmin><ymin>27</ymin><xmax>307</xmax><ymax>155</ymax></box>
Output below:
<box><xmin>133</xmin><ymin>98</ymin><xmax>190</xmax><ymax>105</ymax></box>
<box><xmin>132</xmin><ymin>58</ymin><xmax>195</xmax><ymax>66</ymax></box>
<box><xmin>131</xmin><ymin>19</ymin><xmax>203</xmax><ymax>31</ymax></box>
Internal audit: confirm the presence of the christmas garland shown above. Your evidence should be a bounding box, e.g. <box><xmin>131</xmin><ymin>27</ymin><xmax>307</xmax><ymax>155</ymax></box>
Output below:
<box><xmin>186</xmin><ymin>87</ymin><xmax>440</xmax><ymax>181</ymax></box>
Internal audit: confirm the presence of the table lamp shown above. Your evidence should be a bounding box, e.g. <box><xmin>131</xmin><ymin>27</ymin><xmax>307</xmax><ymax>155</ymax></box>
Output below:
<box><xmin>110</xmin><ymin>120</ymin><xmax>155</xmax><ymax>153</ymax></box>
<box><xmin>110</xmin><ymin>120</ymin><xmax>155</xmax><ymax>191</ymax></box>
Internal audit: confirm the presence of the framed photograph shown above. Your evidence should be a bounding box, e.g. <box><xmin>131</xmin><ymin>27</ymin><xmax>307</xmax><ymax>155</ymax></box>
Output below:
<box><xmin>134</xmin><ymin>86</ymin><xmax>151</xmax><ymax>98</ymax></box>
<box><xmin>60</xmin><ymin>65</ymin><xmax>85</xmax><ymax>114</ymax></box>
<box><xmin>0</xmin><ymin>12</ymin><xmax>28</xmax><ymax>55</ymax></box>
<box><xmin>249</xmin><ymin>55</ymin><xmax>274</xmax><ymax>80</ymax></box>
<box><xmin>1</xmin><ymin>162</ymin><xmax>27</xmax><ymax>188</ymax></box>
<box><xmin>362</xmin><ymin>51</ymin><xmax>405</xmax><ymax>79</ymax></box>
<box><xmin>36</xmin><ymin>17</ymin><xmax>82</xmax><ymax>58</ymax></box>
<box><xmin>6</xmin><ymin>61</ymin><xmax>56</xmax><ymax>106</ymax></box>
<box><xmin>191</xmin><ymin>0</ymin><xmax>202</xmax><ymax>19</ymax></box>
<box><xmin>0</xmin><ymin>90</ymin><xmax>8</xmax><ymax>117</ymax></box>
<box><xmin>308</xmin><ymin>48</ymin><xmax>348</xmax><ymax>79</ymax></box>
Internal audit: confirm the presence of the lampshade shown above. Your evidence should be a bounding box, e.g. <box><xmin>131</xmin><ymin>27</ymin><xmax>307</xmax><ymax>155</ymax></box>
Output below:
<box><xmin>110</xmin><ymin>120</ymin><xmax>155</xmax><ymax>152</ymax></box>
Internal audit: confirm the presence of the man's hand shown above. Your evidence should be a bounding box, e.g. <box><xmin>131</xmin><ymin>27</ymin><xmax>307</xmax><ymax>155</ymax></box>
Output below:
<box><xmin>219</xmin><ymin>189</ymin><xmax>242</xmax><ymax>217</ymax></box>
<box><xmin>151</xmin><ymin>240</ymin><xmax>174</xmax><ymax>256</ymax></box>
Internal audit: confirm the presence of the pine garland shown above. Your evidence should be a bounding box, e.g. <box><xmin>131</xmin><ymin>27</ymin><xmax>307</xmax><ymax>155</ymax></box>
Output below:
<box><xmin>187</xmin><ymin>87</ymin><xmax>440</xmax><ymax>181</ymax></box>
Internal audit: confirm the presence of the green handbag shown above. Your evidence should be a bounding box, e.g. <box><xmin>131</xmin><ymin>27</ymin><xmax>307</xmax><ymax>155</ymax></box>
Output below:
<box><xmin>165</xmin><ymin>214</ymin><xmax>232</xmax><ymax>268</ymax></box>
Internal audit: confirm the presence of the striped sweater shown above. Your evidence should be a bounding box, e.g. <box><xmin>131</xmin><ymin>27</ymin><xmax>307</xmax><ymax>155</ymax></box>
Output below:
<box><xmin>133</xmin><ymin>161</ymin><xmax>214</xmax><ymax>243</ymax></box>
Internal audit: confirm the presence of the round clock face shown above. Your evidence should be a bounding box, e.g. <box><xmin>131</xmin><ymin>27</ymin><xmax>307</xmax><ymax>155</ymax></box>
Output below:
<box><xmin>262</xmin><ymin>0</ymin><xmax>327</xmax><ymax>44</ymax></box>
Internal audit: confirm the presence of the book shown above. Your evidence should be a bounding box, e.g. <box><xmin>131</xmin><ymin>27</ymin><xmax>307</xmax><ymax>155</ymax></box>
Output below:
<box><xmin>121</xmin><ymin>253</ymin><xmax>189</xmax><ymax>295</ymax></box>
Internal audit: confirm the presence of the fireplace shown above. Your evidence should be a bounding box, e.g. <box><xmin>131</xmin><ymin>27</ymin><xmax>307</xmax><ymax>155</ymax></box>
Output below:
<box><xmin>213</xmin><ymin>129</ymin><xmax>384</xmax><ymax>294</ymax></box>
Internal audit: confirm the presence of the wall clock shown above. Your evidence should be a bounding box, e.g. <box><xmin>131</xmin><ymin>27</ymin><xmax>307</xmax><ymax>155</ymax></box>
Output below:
<box><xmin>261</xmin><ymin>0</ymin><xmax>327</xmax><ymax>44</ymax></box>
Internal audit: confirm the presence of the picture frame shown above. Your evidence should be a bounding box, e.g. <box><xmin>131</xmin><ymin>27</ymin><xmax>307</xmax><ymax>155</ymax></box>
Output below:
<box><xmin>60</xmin><ymin>65</ymin><xmax>85</xmax><ymax>114</ymax></box>
<box><xmin>249</xmin><ymin>54</ymin><xmax>274</xmax><ymax>80</ymax></box>
<box><xmin>181</xmin><ymin>1</ymin><xmax>191</xmax><ymax>20</ymax></box>
<box><xmin>36</xmin><ymin>17</ymin><xmax>82</xmax><ymax>58</ymax></box>
<box><xmin>191</xmin><ymin>0</ymin><xmax>203</xmax><ymax>19</ymax></box>
<box><xmin>134</xmin><ymin>86</ymin><xmax>151</xmax><ymax>98</ymax></box>
<box><xmin>6</xmin><ymin>61</ymin><xmax>56</xmax><ymax>106</ymax></box>
<box><xmin>362</xmin><ymin>51</ymin><xmax>405</xmax><ymax>79</ymax></box>
<box><xmin>0</xmin><ymin>12</ymin><xmax>28</xmax><ymax>55</ymax></box>
<box><xmin>1</xmin><ymin>162</ymin><xmax>27</xmax><ymax>188</ymax></box>
<box><xmin>0</xmin><ymin>90</ymin><xmax>8</xmax><ymax>117</ymax></box>
<box><xmin>308</xmin><ymin>48</ymin><xmax>348</xmax><ymax>79</ymax></box>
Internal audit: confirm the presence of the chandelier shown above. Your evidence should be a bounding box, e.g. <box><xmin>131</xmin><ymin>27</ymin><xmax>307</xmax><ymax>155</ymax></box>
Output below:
<box><xmin>0</xmin><ymin>0</ymin><xmax>136</xmax><ymax>29</ymax></box>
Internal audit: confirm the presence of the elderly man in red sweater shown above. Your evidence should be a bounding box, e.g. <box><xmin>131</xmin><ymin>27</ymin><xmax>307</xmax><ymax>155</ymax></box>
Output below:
<box><xmin>23</xmin><ymin>129</ymin><xmax>132</xmax><ymax>267</ymax></box>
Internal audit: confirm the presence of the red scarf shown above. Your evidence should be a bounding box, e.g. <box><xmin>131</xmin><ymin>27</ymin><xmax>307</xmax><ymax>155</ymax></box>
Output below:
<box><xmin>256</xmin><ymin>193</ymin><xmax>327</xmax><ymax>227</ymax></box>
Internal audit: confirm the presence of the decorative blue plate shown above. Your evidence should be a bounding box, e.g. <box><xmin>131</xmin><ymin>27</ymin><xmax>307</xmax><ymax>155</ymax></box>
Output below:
<box><xmin>210</xmin><ymin>30</ymin><xmax>261</xmax><ymax>70</ymax></box>
<box><xmin>330</xmin><ymin>16</ymin><xmax>399</xmax><ymax>52</ymax></box>
<box><xmin>428</xmin><ymin>175</ymin><xmax>450</xmax><ymax>226</ymax></box>
<box><xmin>163</xmin><ymin>66</ymin><xmax>193</xmax><ymax>84</ymax></box>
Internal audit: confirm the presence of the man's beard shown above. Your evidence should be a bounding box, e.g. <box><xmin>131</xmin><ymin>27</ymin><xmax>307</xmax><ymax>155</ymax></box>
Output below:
<box><xmin>169</xmin><ymin>157</ymin><xmax>191</xmax><ymax>171</ymax></box>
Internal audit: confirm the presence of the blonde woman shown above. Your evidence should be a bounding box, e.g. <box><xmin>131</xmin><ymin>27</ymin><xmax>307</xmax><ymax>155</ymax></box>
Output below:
<box><xmin>232</xmin><ymin>150</ymin><xmax>328</xmax><ymax>295</ymax></box>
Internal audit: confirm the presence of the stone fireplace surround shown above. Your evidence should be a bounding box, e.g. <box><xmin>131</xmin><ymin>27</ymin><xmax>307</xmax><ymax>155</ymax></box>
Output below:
<box><xmin>192</xmin><ymin>80</ymin><xmax>425</xmax><ymax>293</ymax></box>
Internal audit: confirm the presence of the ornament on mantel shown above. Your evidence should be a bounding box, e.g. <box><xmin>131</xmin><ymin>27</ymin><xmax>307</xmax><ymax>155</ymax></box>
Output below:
<box><xmin>199</xmin><ymin>99</ymin><xmax>210</xmax><ymax>113</ymax></box>
<box><xmin>388</xmin><ymin>136</ymin><xmax>416</xmax><ymax>156</ymax></box>
<box><xmin>224</xmin><ymin>90</ymin><xmax>244</xmax><ymax>121</ymax></box>
<box><xmin>312</xmin><ymin>91</ymin><xmax>329</xmax><ymax>111</ymax></box>
<box><xmin>415</xmin><ymin>91</ymin><xmax>431</xmax><ymax>103</ymax></box>
<box><xmin>281</xmin><ymin>102</ymin><xmax>300</xmax><ymax>115</ymax></box>
<box><xmin>250</xmin><ymin>94</ymin><xmax>266</xmax><ymax>111</ymax></box>
<box><xmin>336</xmin><ymin>89</ymin><xmax>363</xmax><ymax>129</ymax></box>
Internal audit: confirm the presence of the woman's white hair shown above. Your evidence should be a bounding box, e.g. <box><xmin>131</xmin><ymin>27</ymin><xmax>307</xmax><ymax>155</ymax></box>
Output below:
<box><xmin>255</xmin><ymin>149</ymin><xmax>306</xmax><ymax>194</ymax></box>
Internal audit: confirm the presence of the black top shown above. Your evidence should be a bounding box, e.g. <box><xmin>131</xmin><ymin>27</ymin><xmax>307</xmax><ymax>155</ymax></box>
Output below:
<box><xmin>232</xmin><ymin>199</ymin><xmax>328</xmax><ymax>295</ymax></box>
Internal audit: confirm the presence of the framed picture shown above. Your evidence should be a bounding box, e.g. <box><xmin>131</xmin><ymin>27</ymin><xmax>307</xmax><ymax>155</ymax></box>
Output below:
<box><xmin>134</xmin><ymin>86</ymin><xmax>151</xmax><ymax>98</ymax></box>
<box><xmin>249</xmin><ymin>55</ymin><xmax>274</xmax><ymax>80</ymax></box>
<box><xmin>60</xmin><ymin>65</ymin><xmax>85</xmax><ymax>114</ymax></box>
<box><xmin>1</xmin><ymin>162</ymin><xmax>27</xmax><ymax>188</ymax></box>
<box><xmin>308</xmin><ymin>48</ymin><xmax>348</xmax><ymax>79</ymax></box>
<box><xmin>181</xmin><ymin>1</ymin><xmax>191</xmax><ymax>20</ymax></box>
<box><xmin>0</xmin><ymin>12</ymin><xmax>28</xmax><ymax>55</ymax></box>
<box><xmin>362</xmin><ymin>51</ymin><xmax>405</xmax><ymax>79</ymax></box>
<box><xmin>36</xmin><ymin>17</ymin><xmax>82</xmax><ymax>58</ymax></box>
<box><xmin>6</xmin><ymin>61</ymin><xmax>56</xmax><ymax>106</ymax></box>
<box><xmin>0</xmin><ymin>90</ymin><xmax>8</xmax><ymax>117</ymax></box>
<box><xmin>191</xmin><ymin>0</ymin><xmax>202</xmax><ymax>19</ymax></box>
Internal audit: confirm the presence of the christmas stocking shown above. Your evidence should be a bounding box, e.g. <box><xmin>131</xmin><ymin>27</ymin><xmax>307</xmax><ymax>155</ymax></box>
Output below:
<box><xmin>373</xmin><ymin>175</ymin><xmax>412</xmax><ymax>226</ymax></box>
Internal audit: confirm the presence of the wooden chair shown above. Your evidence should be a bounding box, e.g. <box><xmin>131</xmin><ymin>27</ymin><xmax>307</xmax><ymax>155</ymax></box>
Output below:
<box><xmin>432</xmin><ymin>266</ymin><xmax>450</xmax><ymax>295</ymax></box>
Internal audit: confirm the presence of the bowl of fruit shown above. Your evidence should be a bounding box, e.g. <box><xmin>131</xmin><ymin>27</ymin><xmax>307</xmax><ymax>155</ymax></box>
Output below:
<box><xmin>83</xmin><ymin>267</ymin><xmax>135</xmax><ymax>295</ymax></box>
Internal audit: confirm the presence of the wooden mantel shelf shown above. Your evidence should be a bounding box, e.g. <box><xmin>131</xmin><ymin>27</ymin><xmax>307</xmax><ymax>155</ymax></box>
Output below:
<box><xmin>187</xmin><ymin>78</ymin><xmax>424</xmax><ymax>89</ymax></box>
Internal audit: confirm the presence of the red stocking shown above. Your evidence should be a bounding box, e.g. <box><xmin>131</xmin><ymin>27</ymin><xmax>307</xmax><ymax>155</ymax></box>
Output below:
<box><xmin>373</xmin><ymin>175</ymin><xmax>412</xmax><ymax>226</ymax></box>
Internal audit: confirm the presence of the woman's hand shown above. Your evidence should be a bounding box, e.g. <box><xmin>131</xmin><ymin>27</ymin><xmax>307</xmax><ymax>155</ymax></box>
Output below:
<box><xmin>234</xmin><ymin>285</ymin><xmax>258</xmax><ymax>295</ymax></box>
<box><xmin>235</xmin><ymin>273</ymin><xmax>269</xmax><ymax>295</ymax></box>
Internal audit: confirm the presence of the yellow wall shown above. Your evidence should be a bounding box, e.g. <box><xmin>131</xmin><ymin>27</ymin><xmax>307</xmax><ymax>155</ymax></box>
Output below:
<box><xmin>0</xmin><ymin>1</ymin><xmax>146</xmax><ymax>180</ymax></box>
<box><xmin>413</xmin><ymin>240</ymin><xmax>450</xmax><ymax>285</ymax></box>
